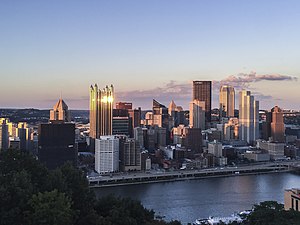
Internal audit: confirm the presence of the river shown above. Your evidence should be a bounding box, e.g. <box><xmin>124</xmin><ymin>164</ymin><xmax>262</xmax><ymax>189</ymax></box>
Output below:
<box><xmin>94</xmin><ymin>172</ymin><xmax>300</xmax><ymax>224</ymax></box>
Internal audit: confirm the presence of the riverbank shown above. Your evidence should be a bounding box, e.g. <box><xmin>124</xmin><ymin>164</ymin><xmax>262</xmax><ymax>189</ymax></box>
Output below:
<box><xmin>89</xmin><ymin>164</ymin><xmax>292</xmax><ymax>188</ymax></box>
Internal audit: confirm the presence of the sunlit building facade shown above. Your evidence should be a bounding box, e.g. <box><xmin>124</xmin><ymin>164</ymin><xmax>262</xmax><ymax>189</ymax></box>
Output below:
<box><xmin>239</xmin><ymin>90</ymin><xmax>259</xmax><ymax>144</ymax></box>
<box><xmin>50</xmin><ymin>98</ymin><xmax>71</xmax><ymax>122</ymax></box>
<box><xmin>271</xmin><ymin>106</ymin><xmax>285</xmax><ymax>142</ymax></box>
<box><xmin>219</xmin><ymin>85</ymin><xmax>235</xmax><ymax>118</ymax></box>
<box><xmin>189</xmin><ymin>100</ymin><xmax>205</xmax><ymax>130</ymax></box>
<box><xmin>89</xmin><ymin>84</ymin><xmax>114</xmax><ymax>139</ymax></box>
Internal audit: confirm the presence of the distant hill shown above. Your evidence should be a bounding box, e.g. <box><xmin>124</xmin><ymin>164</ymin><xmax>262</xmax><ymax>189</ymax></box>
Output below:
<box><xmin>0</xmin><ymin>108</ymin><xmax>89</xmax><ymax>124</ymax></box>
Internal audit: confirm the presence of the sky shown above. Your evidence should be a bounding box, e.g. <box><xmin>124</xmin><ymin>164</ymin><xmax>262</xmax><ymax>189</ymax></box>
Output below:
<box><xmin>0</xmin><ymin>0</ymin><xmax>300</xmax><ymax>110</ymax></box>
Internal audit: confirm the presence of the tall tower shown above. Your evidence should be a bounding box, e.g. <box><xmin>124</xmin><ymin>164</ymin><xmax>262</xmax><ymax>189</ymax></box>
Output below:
<box><xmin>192</xmin><ymin>81</ymin><xmax>212</xmax><ymax>123</ymax></box>
<box><xmin>50</xmin><ymin>98</ymin><xmax>71</xmax><ymax>123</ymax></box>
<box><xmin>219</xmin><ymin>85</ymin><xmax>235</xmax><ymax>118</ymax></box>
<box><xmin>89</xmin><ymin>84</ymin><xmax>114</xmax><ymax>139</ymax></box>
<box><xmin>239</xmin><ymin>90</ymin><xmax>259</xmax><ymax>144</ymax></box>
<box><xmin>189</xmin><ymin>100</ymin><xmax>206</xmax><ymax>130</ymax></box>
<box><xmin>271</xmin><ymin>106</ymin><xmax>285</xmax><ymax>142</ymax></box>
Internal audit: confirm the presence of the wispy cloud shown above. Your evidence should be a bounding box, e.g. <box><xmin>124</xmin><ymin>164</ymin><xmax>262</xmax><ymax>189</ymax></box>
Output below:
<box><xmin>116</xmin><ymin>80</ymin><xmax>191</xmax><ymax>108</ymax></box>
<box><xmin>213</xmin><ymin>71</ymin><xmax>297</xmax><ymax>90</ymax></box>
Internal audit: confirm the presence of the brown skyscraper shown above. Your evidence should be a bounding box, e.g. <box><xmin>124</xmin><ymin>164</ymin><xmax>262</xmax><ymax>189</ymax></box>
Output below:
<box><xmin>192</xmin><ymin>81</ymin><xmax>212</xmax><ymax>123</ymax></box>
<box><xmin>271</xmin><ymin>106</ymin><xmax>285</xmax><ymax>142</ymax></box>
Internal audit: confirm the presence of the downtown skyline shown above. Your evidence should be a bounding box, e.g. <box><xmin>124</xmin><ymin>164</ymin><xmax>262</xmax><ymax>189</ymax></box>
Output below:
<box><xmin>1</xmin><ymin>0</ymin><xmax>300</xmax><ymax>110</ymax></box>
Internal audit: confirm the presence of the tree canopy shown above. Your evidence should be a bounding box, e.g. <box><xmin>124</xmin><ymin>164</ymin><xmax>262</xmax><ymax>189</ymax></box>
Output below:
<box><xmin>0</xmin><ymin>150</ymin><xmax>181</xmax><ymax>225</ymax></box>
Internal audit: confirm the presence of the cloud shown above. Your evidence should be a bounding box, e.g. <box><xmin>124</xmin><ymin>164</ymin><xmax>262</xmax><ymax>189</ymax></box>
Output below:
<box><xmin>115</xmin><ymin>80</ymin><xmax>192</xmax><ymax>108</ymax></box>
<box><xmin>213</xmin><ymin>71</ymin><xmax>297</xmax><ymax>91</ymax></box>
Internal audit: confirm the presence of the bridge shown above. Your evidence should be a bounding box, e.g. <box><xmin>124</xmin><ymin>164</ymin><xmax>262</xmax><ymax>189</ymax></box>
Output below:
<box><xmin>88</xmin><ymin>161</ymin><xmax>300</xmax><ymax>188</ymax></box>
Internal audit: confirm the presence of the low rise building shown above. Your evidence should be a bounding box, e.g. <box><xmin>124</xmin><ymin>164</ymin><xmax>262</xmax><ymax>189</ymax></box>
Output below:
<box><xmin>244</xmin><ymin>150</ymin><xmax>270</xmax><ymax>162</ymax></box>
<box><xmin>284</xmin><ymin>188</ymin><xmax>300</xmax><ymax>211</ymax></box>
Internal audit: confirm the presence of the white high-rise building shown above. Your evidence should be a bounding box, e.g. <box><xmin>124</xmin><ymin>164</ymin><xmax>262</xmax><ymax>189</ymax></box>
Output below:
<box><xmin>239</xmin><ymin>90</ymin><xmax>259</xmax><ymax>144</ymax></box>
<box><xmin>95</xmin><ymin>136</ymin><xmax>119</xmax><ymax>173</ymax></box>
<box><xmin>219</xmin><ymin>85</ymin><xmax>235</xmax><ymax>117</ymax></box>
<box><xmin>189</xmin><ymin>100</ymin><xmax>206</xmax><ymax>130</ymax></box>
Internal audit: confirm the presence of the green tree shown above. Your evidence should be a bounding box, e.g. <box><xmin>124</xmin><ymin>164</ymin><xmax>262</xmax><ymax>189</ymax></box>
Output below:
<box><xmin>242</xmin><ymin>201</ymin><xmax>300</xmax><ymax>225</ymax></box>
<box><xmin>25</xmin><ymin>189</ymin><xmax>73</xmax><ymax>225</ymax></box>
<box><xmin>49</xmin><ymin>162</ymin><xmax>97</xmax><ymax>225</ymax></box>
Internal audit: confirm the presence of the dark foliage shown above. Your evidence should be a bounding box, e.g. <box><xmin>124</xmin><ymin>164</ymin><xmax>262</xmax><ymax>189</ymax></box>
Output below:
<box><xmin>0</xmin><ymin>150</ymin><xmax>181</xmax><ymax>225</ymax></box>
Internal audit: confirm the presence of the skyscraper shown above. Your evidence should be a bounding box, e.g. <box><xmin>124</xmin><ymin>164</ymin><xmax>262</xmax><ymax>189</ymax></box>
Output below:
<box><xmin>189</xmin><ymin>100</ymin><xmax>205</xmax><ymax>130</ymax></box>
<box><xmin>38</xmin><ymin>99</ymin><xmax>77</xmax><ymax>169</ymax></box>
<box><xmin>239</xmin><ymin>90</ymin><xmax>259</xmax><ymax>144</ymax></box>
<box><xmin>219</xmin><ymin>85</ymin><xmax>235</xmax><ymax>118</ymax></box>
<box><xmin>271</xmin><ymin>106</ymin><xmax>285</xmax><ymax>142</ymax></box>
<box><xmin>192</xmin><ymin>81</ymin><xmax>212</xmax><ymax>123</ymax></box>
<box><xmin>50</xmin><ymin>98</ymin><xmax>71</xmax><ymax>122</ymax></box>
<box><xmin>89</xmin><ymin>84</ymin><xmax>114</xmax><ymax>139</ymax></box>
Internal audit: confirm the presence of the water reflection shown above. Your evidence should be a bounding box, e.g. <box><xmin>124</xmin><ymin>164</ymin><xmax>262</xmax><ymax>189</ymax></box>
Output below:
<box><xmin>94</xmin><ymin>173</ymin><xmax>300</xmax><ymax>224</ymax></box>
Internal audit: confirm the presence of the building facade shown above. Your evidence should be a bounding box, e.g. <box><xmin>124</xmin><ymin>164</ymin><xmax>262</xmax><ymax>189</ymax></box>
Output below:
<box><xmin>120</xmin><ymin>138</ymin><xmax>141</xmax><ymax>171</ymax></box>
<box><xmin>89</xmin><ymin>84</ymin><xmax>114</xmax><ymax>139</ymax></box>
<box><xmin>239</xmin><ymin>90</ymin><xmax>259</xmax><ymax>144</ymax></box>
<box><xmin>38</xmin><ymin>123</ymin><xmax>77</xmax><ymax>169</ymax></box>
<box><xmin>271</xmin><ymin>106</ymin><xmax>285</xmax><ymax>142</ymax></box>
<box><xmin>95</xmin><ymin>136</ymin><xmax>119</xmax><ymax>173</ymax></box>
<box><xmin>50</xmin><ymin>98</ymin><xmax>71</xmax><ymax>122</ymax></box>
<box><xmin>189</xmin><ymin>100</ymin><xmax>206</xmax><ymax>130</ymax></box>
<box><xmin>192</xmin><ymin>81</ymin><xmax>212</xmax><ymax>123</ymax></box>
<box><xmin>285</xmin><ymin>188</ymin><xmax>300</xmax><ymax>212</ymax></box>
<box><xmin>219</xmin><ymin>85</ymin><xmax>235</xmax><ymax>118</ymax></box>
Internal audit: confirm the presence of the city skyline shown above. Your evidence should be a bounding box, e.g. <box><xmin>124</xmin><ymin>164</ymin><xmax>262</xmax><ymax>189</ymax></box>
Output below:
<box><xmin>1</xmin><ymin>1</ymin><xmax>300</xmax><ymax>110</ymax></box>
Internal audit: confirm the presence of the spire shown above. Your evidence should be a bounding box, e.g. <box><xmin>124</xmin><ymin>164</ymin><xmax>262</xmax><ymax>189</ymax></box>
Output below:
<box><xmin>169</xmin><ymin>100</ymin><xmax>177</xmax><ymax>111</ymax></box>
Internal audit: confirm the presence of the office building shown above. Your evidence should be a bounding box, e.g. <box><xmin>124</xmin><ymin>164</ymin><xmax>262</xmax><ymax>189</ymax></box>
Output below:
<box><xmin>185</xmin><ymin>128</ymin><xmax>202</xmax><ymax>153</ymax></box>
<box><xmin>119</xmin><ymin>138</ymin><xmax>141</xmax><ymax>171</ymax></box>
<box><xmin>17</xmin><ymin>122</ymin><xmax>31</xmax><ymax>151</ymax></box>
<box><xmin>219</xmin><ymin>85</ymin><xmax>235</xmax><ymax>118</ymax></box>
<box><xmin>38</xmin><ymin>99</ymin><xmax>77</xmax><ymax>169</ymax></box>
<box><xmin>271</xmin><ymin>106</ymin><xmax>285</xmax><ymax>142</ymax></box>
<box><xmin>257</xmin><ymin>139</ymin><xmax>284</xmax><ymax>160</ymax></box>
<box><xmin>189</xmin><ymin>100</ymin><xmax>205</xmax><ymax>130</ymax></box>
<box><xmin>0</xmin><ymin>118</ymin><xmax>9</xmax><ymax>151</ymax></box>
<box><xmin>192</xmin><ymin>81</ymin><xmax>212</xmax><ymax>123</ymax></box>
<box><xmin>38</xmin><ymin>123</ymin><xmax>77</xmax><ymax>169</ymax></box>
<box><xmin>223</xmin><ymin>118</ymin><xmax>239</xmax><ymax>140</ymax></box>
<box><xmin>208</xmin><ymin>141</ymin><xmax>223</xmax><ymax>157</ymax></box>
<box><xmin>128</xmin><ymin>107</ymin><xmax>141</xmax><ymax>129</ymax></box>
<box><xmin>116</xmin><ymin>102</ymin><xmax>132</xmax><ymax>110</ymax></box>
<box><xmin>89</xmin><ymin>84</ymin><xmax>114</xmax><ymax>139</ymax></box>
<box><xmin>284</xmin><ymin>188</ymin><xmax>300</xmax><ymax>211</ymax></box>
<box><xmin>134</xmin><ymin>127</ymin><xmax>144</xmax><ymax>148</ymax></box>
<box><xmin>95</xmin><ymin>136</ymin><xmax>119</xmax><ymax>173</ymax></box>
<box><xmin>262</xmin><ymin>111</ymin><xmax>272</xmax><ymax>141</ymax></box>
<box><xmin>168</xmin><ymin>100</ymin><xmax>186</xmax><ymax>127</ymax></box>
<box><xmin>153</xmin><ymin>99</ymin><xmax>169</xmax><ymax>128</ymax></box>
<box><xmin>239</xmin><ymin>90</ymin><xmax>259</xmax><ymax>144</ymax></box>
<box><xmin>50</xmin><ymin>98</ymin><xmax>71</xmax><ymax>122</ymax></box>
<box><xmin>112</xmin><ymin>117</ymin><xmax>131</xmax><ymax>136</ymax></box>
